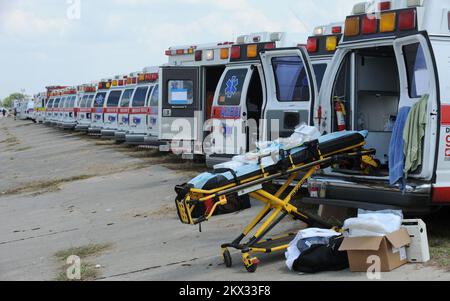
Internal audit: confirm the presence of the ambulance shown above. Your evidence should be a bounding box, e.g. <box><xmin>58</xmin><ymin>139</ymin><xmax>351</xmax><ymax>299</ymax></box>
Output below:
<box><xmin>60</xmin><ymin>88</ymin><xmax>79</xmax><ymax>130</ymax></box>
<box><xmin>55</xmin><ymin>93</ymin><xmax>69</xmax><ymax>128</ymax></box>
<box><xmin>49</xmin><ymin>94</ymin><xmax>62</xmax><ymax>126</ymax></box>
<box><xmin>100</xmin><ymin>75</ymin><xmax>129</xmax><ymax>139</ymax></box>
<box><xmin>205</xmin><ymin>29</ymin><xmax>343</xmax><ymax>167</ymax></box>
<box><xmin>113</xmin><ymin>73</ymin><xmax>140</xmax><ymax>142</ymax></box>
<box><xmin>159</xmin><ymin>41</ymin><xmax>234</xmax><ymax>160</ymax></box>
<box><xmin>88</xmin><ymin>79</ymin><xmax>112</xmax><ymax>135</ymax></box>
<box><xmin>308</xmin><ymin>0</ymin><xmax>450</xmax><ymax>212</ymax></box>
<box><xmin>125</xmin><ymin>67</ymin><xmax>160</xmax><ymax>145</ymax></box>
<box><xmin>34</xmin><ymin>92</ymin><xmax>47</xmax><ymax>123</ymax></box>
<box><xmin>44</xmin><ymin>95</ymin><xmax>57</xmax><ymax>125</ymax></box>
<box><xmin>75</xmin><ymin>85</ymin><xmax>97</xmax><ymax>132</ymax></box>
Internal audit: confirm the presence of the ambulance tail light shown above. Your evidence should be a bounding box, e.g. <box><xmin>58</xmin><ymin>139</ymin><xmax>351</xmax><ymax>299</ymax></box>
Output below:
<box><xmin>344</xmin><ymin>16</ymin><xmax>360</xmax><ymax>37</ymax></box>
<box><xmin>361</xmin><ymin>14</ymin><xmax>377</xmax><ymax>34</ymax></box>
<box><xmin>432</xmin><ymin>187</ymin><xmax>450</xmax><ymax>204</ymax></box>
<box><xmin>195</xmin><ymin>50</ymin><xmax>202</xmax><ymax>61</ymax></box>
<box><xmin>231</xmin><ymin>46</ymin><xmax>241</xmax><ymax>59</ymax></box>
<box><xmin>211</xmin><ymin>107</ymin><xmax>222</xmax><ymax>119</ymax></box>
<box><xmin>306</xmin><ymin>37</ymin><xmax>318</xmax><ymax>53</ymax></box>
<box><xmin>378</xmin><ymin>1</ymin><xmax>391</xmax><ymax>11</ymax></box>
<box><xmin>398</xmin><ymin>9</ymin><xmax>417</xmax><ymax>31</ymax></box>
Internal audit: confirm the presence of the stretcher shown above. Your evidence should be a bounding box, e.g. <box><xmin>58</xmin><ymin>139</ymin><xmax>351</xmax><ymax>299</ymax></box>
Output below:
<box><xmin>175</xmin><ymin>130</ymin><xmax>378</xmax><ymax>273</ymax></box>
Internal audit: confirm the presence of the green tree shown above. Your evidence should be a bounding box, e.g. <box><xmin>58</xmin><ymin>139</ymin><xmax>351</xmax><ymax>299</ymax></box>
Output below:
<box><xmin>1</xmin><ymin>93</ymin><xmax>26</xmax><ymax>108</ymax></box>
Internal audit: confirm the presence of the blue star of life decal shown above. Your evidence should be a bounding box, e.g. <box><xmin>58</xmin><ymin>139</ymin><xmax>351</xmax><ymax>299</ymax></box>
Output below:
<box><xmin>225</xmin><ymin>76</ymin><xmax>239</xmax><ymax>98</ymax></box>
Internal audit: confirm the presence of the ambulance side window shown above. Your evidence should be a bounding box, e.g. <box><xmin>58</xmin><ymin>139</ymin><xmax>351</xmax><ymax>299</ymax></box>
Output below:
<box><xmin>272</xmin><ymin>56</ymin><xmax>310</xmax><ymax>102</ymax></box>
<box><xmin>403</xmin><ymin>43</ymin><xmax>430</xmax><ymax>99</ymax></box>
<box><xmin>218</xmin><ymin>69</ymin><xmax>247</xmax><ymax>106</ymax></box>
<box><xmin>168</xmin><ymin>81</ymin><xmax>193</xmax><ymax>105</ymax></box>
<box><xmin>132</xmin><ymin>86</ymin><xmax>149</xmax><ymax>107</ymax></box>
<box><xmin>107</xmin><ymin>91</ymin><xmax>122</xmax><ymax>107</ymax></box>
<box><xmin>120</xmin><ymin>89</ymin><xmax>134</xmax><ymax>108</ymax></box>
<box><xmin>94</xmin><ymin>93</ymin><xmax>107</xmax><ymax>108</ymax></box>
<box><xmin>149</xmin><ymin>85</ymin><xmax>159</xmax><ymax>107</ymax></box>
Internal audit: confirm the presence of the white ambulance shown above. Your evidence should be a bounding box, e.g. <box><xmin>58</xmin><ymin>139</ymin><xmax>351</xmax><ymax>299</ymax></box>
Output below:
<box><xmin>55</xmin><ymin>93</ymin><xmax>69</xmax><ymax>128</ymax></box>
<box><xmin>50</xmin><ymin>95</ymin><xmax>62</xmax><ymax>126</ymax></box>
<box><xmin>308</xmin><ymin>0</ymin><xmax>450</xmax><ymax>212</ymax></box>
<box><xmin>88</xmin><ymin>79</ymin><xmax>112</xmax><ymax>135</ymax></box>
<box><xmin>60</xmin><ymin>88</ymin><xmax>79</xmax><ymax>130</ymax></box>
<box><xmin>113</xmin><ymin>73</ymin><xmax>140</xmax><ymax>142</ymax></box>
<box><xmin>75</xmin><ymin>85</ymin><xmax>97</xmax><ymax>132</ymax></box>
<box><xmin>101</xmin><ymin>75</ymin><xmax>129</xmax><ymax>139</ymax></box>
<box><xmin>44</xmin><ymin>95</ymin><xmax>56</xmax><ymax>125</ymax></box>
<box><xmin>34</xmin><ymin>92</ymin><xmax>47</xmax><ymax>123</ymax></box>
<box><xmin>205</xmin><ymin>30</ymin><xmax>343</xmax><ymax>167</ymax></box>
<box><xmin>159</xmin><ymin>41</ymin><xmax>234</xmax><ymax>160</ymax></box>
<box><xmin>125</xmin><ymin>67</ymin><xmax>160</xmax><ymax>145</ymax></box>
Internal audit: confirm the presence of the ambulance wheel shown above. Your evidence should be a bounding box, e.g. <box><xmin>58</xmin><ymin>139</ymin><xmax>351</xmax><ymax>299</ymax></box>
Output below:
<box><xmin>223</xmin><ymin>250</ymin><xmax>232</xmax><ymax>268</ymax></box>
<box><xmin>245</xmin><ymin>264</ymin><xmax>257</xmax><ymax>273</ymax></box>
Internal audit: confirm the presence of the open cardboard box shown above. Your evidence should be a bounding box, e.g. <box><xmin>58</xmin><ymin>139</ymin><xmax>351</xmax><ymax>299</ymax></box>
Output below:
<box><xmin>339</xmin><ymin>228</ymin><xmax>411</xmax><ymax>272</ymax></box>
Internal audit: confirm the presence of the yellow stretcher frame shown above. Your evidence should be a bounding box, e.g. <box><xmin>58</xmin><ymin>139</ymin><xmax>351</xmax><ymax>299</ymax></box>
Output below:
<box><xmin>176</xmin><ymin>142</ymin><xmax>377</xmax><ymax>273</ymax></box>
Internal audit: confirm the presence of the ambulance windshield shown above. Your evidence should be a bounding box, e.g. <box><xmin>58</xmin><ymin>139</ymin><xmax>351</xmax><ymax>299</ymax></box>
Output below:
<box><xmin>93</xmin><ymin>92</ymin><xmax>107</xmax><ymax>108</ymax></box>
<box><xmin>132</xmin><ymin>86</ymin><xmax>149</xmax><ymax>107</ymax></box>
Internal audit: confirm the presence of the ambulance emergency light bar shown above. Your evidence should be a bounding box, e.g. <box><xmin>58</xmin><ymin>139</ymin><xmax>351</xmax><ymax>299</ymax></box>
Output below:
<box><xmin>344</xmin><ymin>1</ymin><xmax>419</xmax><ymax>41</ymax></box>
<box><xmin>194</xmin><ymin>42</ymin><xmax>234</xmax><ymax>62</ymax></box>
<box><xmin>98</xmin><ymin>78</ymin><xmax>113</xmax><ymax>90</ymax></box>
<box><xmin>137</xmin><ymin>66</ymin><xmax>159</xmax><ymax>83</ymax></box>
<box><xmin>229</xmin><ymin>32</ymin><xmax>284</xmax><ymax>62</ymax></box>
<box><xmin>307</xmin><ymin>23</ymin><xmax>343</xmax><ymax>54</ymax></box>
<box><xmin>112</xmin><ymin>75</ymin><xmax>129</xmax><ymax>87</ymax></box>
<box><xmin>165</xmin><ymin>46</ymin><xmax>196</xmax><ymax>56</ymax></box>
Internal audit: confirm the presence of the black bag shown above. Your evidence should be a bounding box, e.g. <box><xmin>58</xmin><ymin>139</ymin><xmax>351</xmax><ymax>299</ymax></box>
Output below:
<box><xmin>292</xmin><ymin>236</ymin><xmax>349</xmax><ymax>274</ymax></box>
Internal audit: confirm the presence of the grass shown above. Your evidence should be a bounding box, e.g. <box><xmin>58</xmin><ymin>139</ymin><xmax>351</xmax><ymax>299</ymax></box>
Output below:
<box><xmin>54</xmin><ymin>243</ymin><xmax>112</xmax><ymax>281</ymax></box>
<box><xmin>1</xmin><ymin>174</ymin><xmax>95</xmax><ymax>197</ymax></box>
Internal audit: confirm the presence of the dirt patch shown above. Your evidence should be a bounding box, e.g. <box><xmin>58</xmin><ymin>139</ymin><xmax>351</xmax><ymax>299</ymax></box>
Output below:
<box><xmin>424</xmin><ymin>208</ymin><xmax>450</xmax><ymax>271</ymax></box>
<box><xmin>55</xmin><ymin>243</ymin><xmax>113</xmax><ymax>281</ymax></box>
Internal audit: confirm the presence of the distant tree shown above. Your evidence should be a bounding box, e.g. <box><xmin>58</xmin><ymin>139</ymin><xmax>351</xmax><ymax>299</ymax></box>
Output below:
<box><xmin>1</xmin><ymin>93</ymin><xmax>26</xmax><ymax>108</ymax></box>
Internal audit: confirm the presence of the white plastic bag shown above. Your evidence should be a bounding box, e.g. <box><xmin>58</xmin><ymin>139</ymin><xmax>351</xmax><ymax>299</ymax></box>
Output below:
<box><xmin>343</xmin><ymin>210</ymin><xmax>403</xmax><ymax>237</ymax></box>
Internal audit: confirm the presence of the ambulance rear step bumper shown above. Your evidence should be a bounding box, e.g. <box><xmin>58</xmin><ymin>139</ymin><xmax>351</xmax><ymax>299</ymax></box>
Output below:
<box><xmin>88</xmin><ymin>127</ymin><xmax>102</xmax><ymax>135</ymax></box>
<box><xmin>61</xmin><ymin>122</ymin><xmax>77</xmax><ymax>130</ymax></box>
<box><xmin>125</xmin><ymin>133</ymin><xmax>146</xmax><ymax>145</ymax></box>
<box><xmin>101</xmin><ymin>129</ymin><xmax>117</xmax><ymax>139</ymax></box>
<box><xmin>114</xmin><ymin>131</ymin><xmax>127</xmax><ymax>142</ymax></box>
<box><xmin>281</xmin><ymin>176</ymin><xmax>433</xmax><ymax>214</ymax></box>
<box><xmin>75</xmin><ymin>124</ymin><xmax>90</xmax><ymax>132</ymax></box>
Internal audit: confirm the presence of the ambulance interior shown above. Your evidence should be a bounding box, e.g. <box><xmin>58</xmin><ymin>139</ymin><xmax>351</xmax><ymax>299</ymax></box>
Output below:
<box><xmin>332</xmin><ymin>46</ymin><xmax>401</xmax><ymax>175</ymax></box>
<box><xmin>204</xmin><ymin>66</ymin><xmax>225</xmax><ymax>121</ymax></box>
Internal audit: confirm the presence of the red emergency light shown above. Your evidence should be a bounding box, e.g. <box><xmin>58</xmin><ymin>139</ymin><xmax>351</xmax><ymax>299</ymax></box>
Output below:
<box><xmin>362</xmin><ymin>15</ymin><xmax>378</xmax><ymax>34</ymax></box>
<box><xmin>306</xmin><ymin>37</ymin><xmax>318</xmax><ymax>53</ymax></box>
<box><xmin>378</xmin><ymin>1</ymin><xmax>391</xmax><ymax>11</ymax></box>
<box><xmin>230</xmin><ymin>46</ymin><xmax>241</xmax><ymax>59</ymax></box>
<box><xmin>398</xmin><ymin>9</ymin><xmax>417</xmax><ymax>31</ymax></box>
<box><xmin>264</xmin><ymin>42</ymin><xmax>276</xmax><ymax>50</ymax></box>
<box><xmin>332</xmin><ymin>26</ymin><xmax>342</xmax><ymax>34</ymax></box>
<box><xmin>195</xmin><ymin>50</ymin><xmax>202</xmax><ymax>61</ymax></box>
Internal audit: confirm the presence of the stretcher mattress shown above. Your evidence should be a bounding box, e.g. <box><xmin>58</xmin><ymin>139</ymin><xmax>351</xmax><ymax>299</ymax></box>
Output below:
<box><xmin>187</xmin><ymin>131</ymin><xmax>368</xmax><ymax>191</ymax></box>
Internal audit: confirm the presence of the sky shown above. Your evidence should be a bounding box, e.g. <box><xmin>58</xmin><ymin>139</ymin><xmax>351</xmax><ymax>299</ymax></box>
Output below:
<box><xmin>0</xmin><ymin>0</ymin><xmax>361</xmax><ymax>100</ymax></box>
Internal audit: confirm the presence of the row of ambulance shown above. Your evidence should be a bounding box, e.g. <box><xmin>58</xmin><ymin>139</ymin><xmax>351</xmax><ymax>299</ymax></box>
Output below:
<box><xmin>33</xmin><ymin>0</ymin><xmax>450</xmax><ymax>212</ymax></box>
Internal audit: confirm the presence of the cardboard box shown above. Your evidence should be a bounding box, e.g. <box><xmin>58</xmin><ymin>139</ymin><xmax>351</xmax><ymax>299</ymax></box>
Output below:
<box><xmin>339</xmin><ymin>228</ymin><xmax>411</xmax><ymax>272</ymax></box>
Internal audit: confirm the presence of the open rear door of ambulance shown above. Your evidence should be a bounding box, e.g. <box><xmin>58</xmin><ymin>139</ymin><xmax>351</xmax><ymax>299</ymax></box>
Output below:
<box><xmin>160</xmin><ymin>66</ymin><xmax>200</xmax><ymax>143</ymax></box>
<box><xmin>392</xmin><ymin>33</ymin><xmax>439</xmax><ymax>182</ymax></box>
<box><xmin>259</xmin><ymin>47</ymin><xmax>318</xmax><ymax>142</ymax></box>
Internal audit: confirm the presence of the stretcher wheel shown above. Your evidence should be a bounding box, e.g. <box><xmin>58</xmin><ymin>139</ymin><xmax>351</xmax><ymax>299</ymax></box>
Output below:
<box><xmin>223</xmin><ymin>250</ymin><xmax>232</xmax><ymax>268</ymax></box>
<box><xmin>245</xmin><ymin>264</ymin><xmax>258</xmax><ymax>273</ymax></box>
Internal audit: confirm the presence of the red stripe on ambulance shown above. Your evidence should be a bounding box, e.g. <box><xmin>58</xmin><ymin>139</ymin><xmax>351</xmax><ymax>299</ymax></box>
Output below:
<box><xmin>433</xmin><ymin>187</ymin><xmax>450</xmax><ymax>203</ymax></box>
<box><xmin>441</xmin><ymin>105</ymin><xmax>450</xmax><ymax>125</ymax></box>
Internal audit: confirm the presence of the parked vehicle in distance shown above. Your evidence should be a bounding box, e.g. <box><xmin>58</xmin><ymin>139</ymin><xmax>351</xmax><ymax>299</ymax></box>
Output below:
<box><xmin>88</xmin><ymin>79</ymin><xmax>112</xmax><ymax>135</ymax></box>
<box><xmin>114</xmin><ymin>73</ymin><xmax>140</xmax><ymax>142</ymax></box>
<box><xmin>60</xmin><ymin>88</ymin><xmax>79</xmax><ymax>130</ymax></box>
<box><xmin>75</xmin><ymin>85</ymin><xmax>97</xmax><ymax>132</ymax></box>
<box><xmin>101</xmin><ymin>75</ymin><xmax>129</xmax><ymax>139</ymax></box>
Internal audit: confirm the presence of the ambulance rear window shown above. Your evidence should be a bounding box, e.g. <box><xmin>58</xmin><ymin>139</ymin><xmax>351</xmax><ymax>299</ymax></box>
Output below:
<box><xmin>47</xmin><ymin>99</ymin><xmax>54</xmax><ymax>108</ymax></box>
<box><xmin>132</xmin><ymin>86</ymin><xmax>150</xmax><ymax>107</ymax></box>
<box><xmin>120</xmin><ymin>89</ymin><xmax>134</xmax><ymax>108</ymax></box>
<box><xmin>60</xmin><ymin>97</ymin><xmax>67</xmax><ymax>107</ymax></box>
<box><xmin>54</xmin><ymin>98</ymin><xmax>61</xmax><ymax>107</ymax></box>
<box><xmin>217</xmin><ymin>69</ymin><xmax>247</xmax><ymax>106</ymax></box>
<box><xmin>403</xmin><ymin>43</ymin><xmax>430</xmax><ymax>98</ymax></box>
<box><xmin>149</xmin><ymin>85</ymin><xmax>159</xmax><ymax>107</ymax></box>
<box><xmin>312</xmin><ymin>63</ymin><xmax>327</xmax><ymax>90</ymax></box>
<box><xmin>168</xmin><ymin>81</ymin><xmax>193</xmax><ymax>105</ymax></box>
<box><xmin>272</xmin><ymin>56</ymin><xmax>310</xmax><ymax>102</ymax></box>
<box><xmin>94</xmin><ymin>92</ymin><xmax>107</xmax><ymax>108</ymax></box>
<box><xmin>107</xmin><ymin>90</ymin><xmax>123</xmax><ymax>107</ymax></box>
